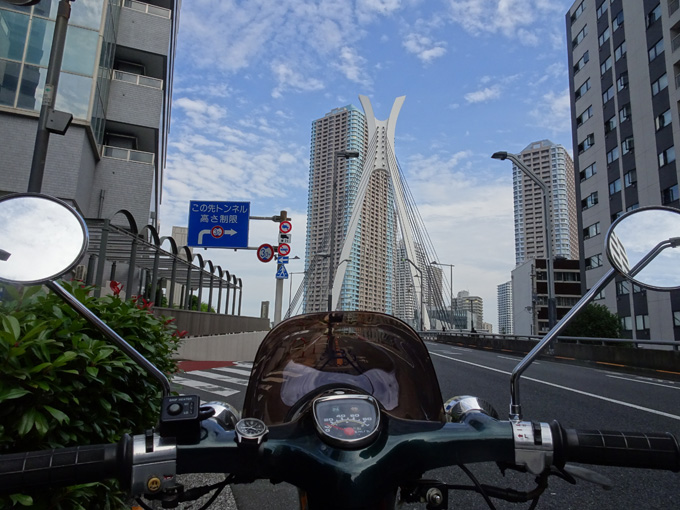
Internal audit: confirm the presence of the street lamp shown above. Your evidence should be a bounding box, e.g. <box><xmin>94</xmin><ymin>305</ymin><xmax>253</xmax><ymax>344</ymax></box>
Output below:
<box><xmin>328</xmin><ymin>150</ymin><xmax>360</xmax><ymax>311</ymax></box>
<box><xmin>492</xmin><ymin>151</ymin><xmax>556</xmax><ymax>329</ymax></box>
<box><xmin>431</xmin><ymin>261</ymin><xmax>454</xmax><ymax>329</ymax></box>
<box><xmin>404</xmin><ymin>258</ymin><xmax>424</xmax><ymax>331</ymax></box>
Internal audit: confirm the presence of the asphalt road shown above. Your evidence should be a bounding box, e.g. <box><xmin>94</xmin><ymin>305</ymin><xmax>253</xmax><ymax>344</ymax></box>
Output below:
<box><xmin>165</xmin><ymin>343</ymin><xmax>680</xmax><ymax>509</ymax></box>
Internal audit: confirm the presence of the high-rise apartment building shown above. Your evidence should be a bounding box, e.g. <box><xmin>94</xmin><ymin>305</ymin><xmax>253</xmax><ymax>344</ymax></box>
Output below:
<box><xmin>306</xmin><ymin>104</ymin><xmax>396</xmax><ymax>312</ymax></box>
<box><xmin>497</xmin><ymin>280</ymin><xmax>513</xmax><ymax>334</ymax></box>
<box><xmin>513</xmin><ymin>140</ymin><xmax>579</xmax><ymax>265</ymax></box>
<box><xmin>567</xmin><ymin>0</ymin><xmax>680</xmax><ymax>343</ymax></box>
<box><xmin>0</xmin><ymin>1</ymin><xmax>179</xmax><ymax>229</ymax></box>
<box><xmin>453</xmin><ymin>290</ymin><xmax>484</xmax><ymax>330</ymax></box>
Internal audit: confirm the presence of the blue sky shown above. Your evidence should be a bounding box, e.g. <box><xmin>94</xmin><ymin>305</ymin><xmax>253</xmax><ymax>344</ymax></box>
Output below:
<box><xmin>158</xmin><ymin>0</ymin><xmax>576</xmax><ymax>331</ymax></box>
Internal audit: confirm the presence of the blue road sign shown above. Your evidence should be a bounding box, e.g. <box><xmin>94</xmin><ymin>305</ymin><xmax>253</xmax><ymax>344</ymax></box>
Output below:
<box><xmin>278</xmin><ymin>256</ymin><xmax>289</xmax><ymax>264</ymax></box>
<box><xmin>276</xmin><ymin>264</ymin><xmax>289</xmax><ymax>279</ymax></box>
<box><xmin>187</xmin><ymin>201</ymin><xmax>250</xmax><ymax>248</ymax></box>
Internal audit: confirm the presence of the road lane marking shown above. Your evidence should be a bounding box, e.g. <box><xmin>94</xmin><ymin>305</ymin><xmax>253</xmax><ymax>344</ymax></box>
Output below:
<box><xmin>189</xmin><ymin>370</ymin><xmax>249</xmax><ymax>386</ymax></box>
<box><xmin>497</xmin><ymin>355</ymin><xmax>539</xmax><ymax>364</ymax></box>
<box><xmin>173</xmin><ymin>376</ymin><xmax>240</xmax><ymax>398</ymax></box>
<box><xmin>431</xmin><ymin>352</ymin><xmax>680</xmax><ymax>421</ymax></box>
<box><xmin>606</xmin><ymin>374</ymin><xmax>680</xmax><ymax>390</ymax></box>
<box><xmin>214</xmin><ymin>367</ymin><xmax>253</xmax><ymax>377</ymax></box>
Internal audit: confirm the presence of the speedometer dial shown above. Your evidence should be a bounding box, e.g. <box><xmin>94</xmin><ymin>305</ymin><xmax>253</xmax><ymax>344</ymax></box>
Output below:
<box><xmin>313</xmin><ymin>394</ymin><xmax>380</xmax><ymax>448</ymax></box>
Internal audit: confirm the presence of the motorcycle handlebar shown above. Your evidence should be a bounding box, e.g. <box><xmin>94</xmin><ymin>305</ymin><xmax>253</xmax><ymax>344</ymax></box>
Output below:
<box><xmin>0</xmin><ymin>435</ymin><xmax>133</xmax><ymax>493</ymax></box>
<box><xmin>1</xmin><ymin>419</ymin><xmax>678</xmax><ymax>497</ymax></box>
<box><xmin>551</xmin><ymin>421</ymin><xmax>680</xmax><ymax>472</ymax></box>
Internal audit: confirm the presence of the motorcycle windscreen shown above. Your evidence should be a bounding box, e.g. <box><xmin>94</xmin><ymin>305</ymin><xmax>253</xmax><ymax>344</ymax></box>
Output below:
<box><xmin>242</xmin><ymin>311</ymin><xmax>445</xmax><ymax>424</ymax></box>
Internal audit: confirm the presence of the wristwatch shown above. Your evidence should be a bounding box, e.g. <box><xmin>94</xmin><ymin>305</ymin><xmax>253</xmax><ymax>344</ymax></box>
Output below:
<box><xmin>234</xmin><ymin>418</ymin><xmax>269</xmax><ymax>446</ymax></box>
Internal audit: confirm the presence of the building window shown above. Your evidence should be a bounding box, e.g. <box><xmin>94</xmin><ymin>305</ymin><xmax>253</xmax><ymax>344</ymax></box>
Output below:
<box><xmin>607</xmin><ymin>146</ymin><xmax>620</xmax><ymax>164</ymax></box>
<box><xmin>580</xmin><ymin>162</ymin><xmax>597</xmax><ymax>181</ymax></box>
<box><xmin>647</xmin><ymin>4</ymin><xmax>662</xmax><ymax>27</ymax></box>
<box><xmin>612</xmin><ymin>10</ymin><xmax>624</xmax><ymax>31</ymax></box>
<box><xmin>602</xmin><ymin>85</ymin><xmax>615</xmax><ymax>103</ymax></box>
<box><xmin>648</xmin><ymin>39</ymin><xmax>664</xmax><ymax>62</ymax></box>
<box><xmin>572</xmin><ymin>1</ymin><xmax>585</xmax><ymax>22</ymax></box>
<box><xmin>597</xmin><ymin>1</ymin><xmax>609</xmax><ymax>19</ymax></box>
<box><xmin>619</xmin><ymin>103</ymin><xmax>631</xmax><ymax>123</ymax></box>
<box><xmin>615</xmin><ymin>41</ymin><xmax>627</xmax><ymax>61</ymax></box>
<box><xmin>573</xmin><ymin>25</ymin><xmax>588</xmax><ymax>48</ymax></box>
<box><xmin>636</xmin><ymin>315</ymin><xmax>650</xmax><ymax>330</ymax></box>
<box><xmin>652</xmin><ymin>73</ymin><xmax>668</xmax><ymax>95</ymax></box>
<box><xmin>578</xmin><ymin>134</ymin><xmax>595</xmax><ymax>154</ymax></box>
<box><xmin>620</xmin><ymin>316</ymin><xmax>632</xmax><ymax>331</ymax></box>
<box><xmin>622</xmin><ymin>137</ymin><xmax>634</xmax><ymax>155</ymax></box>
<box><xmin>609</xmin><ymin>178</ymin><xmax>622</xmax><ymax>195</ymax></box>
<box><xmin>577</xmin><ymin>105</ymin><xmax>593</xmax><ymax>126</ymax></box>
<box><xmin>585</xmin><ymin>254</ymin><xmax>603</xmax><ymax>269</ymax></box>
<box><xmin>627</xmin><ymin>202</ymin><xmax>640</xmax><ymax>212</ymax></box>
<box><xmin>601</xmin><ymin>55</ymin><xmax>612</xmax><ymax>75</ymax></box>
<box><xmin>604</xmin><ymin>115</ymin><xmax>617</xmax><ymax>134</ymax></box>
<box><xmin>662</xmin><ymin>183</ymin><xmax>679</xmax><ymax>204</ymax></box>
<box><xmin>656</xmin><ymin>109</ymin><xmax>671</xmax><ymax>130</ymax></box>
<box><xmin>583</xmin><ymin>222</ymin><xmax>601</xmax><ymax>240</ymax></box>
<box><xmin>582</xmin><ymin>191</ymin><xmax>599</xmax><ymax>210</ymax></box>
<box><xmin>624</xmin><ymin>169</ymin><xmax>637</xmax><ymax>187</ymax></box>
<box><xmin>659</xmin><ymin>146</ymin><xmax>676</xmax><ymax>166</ymax></box>
<box><xmin>674</xmin><ymin>311</ymin><xmax>680</xmax><ymax>327</ymax></box>
<box><xmin>599</xmin><ymin>26</ymin><xmax>610</xmax><ymax>47</ymax></box>
<box><xmin>611</xmin><ymin>210</ymin><xmax>624</xmax><ymax>222</ymax></box>
<box><xmin>575</xmin><ymin>78</ymin><xmax>591</xmax><ymax>100</ymax></box>
<box><xmin>617</xmin><ymin>72</ymin><xmax>629</xmax><ymax>91</ymax></box>
<box><xmin>617</xmin><ymin>280</ymin><xmax>630</xmax><ymax>295</ymax></box>
<box><xmin>574</xmin><ymin>51</ymin><xmax>590</xmax><ymax>74</ymax></box>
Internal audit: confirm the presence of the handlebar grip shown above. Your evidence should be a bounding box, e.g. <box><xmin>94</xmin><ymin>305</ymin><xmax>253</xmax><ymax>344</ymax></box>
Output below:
<box><xmin>551</xmin><ymin>422</ymin><xmax>680</xmax><ymax>472</ymax></box>
<box><xmin>0</xmin><ymin>434</ymin><xmax>132</xmax><ymax>494</ymax></box>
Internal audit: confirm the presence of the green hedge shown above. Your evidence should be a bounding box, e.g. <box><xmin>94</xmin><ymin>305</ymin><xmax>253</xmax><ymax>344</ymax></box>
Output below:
<box><xmin>0</xmin><ymin>282</ymin><xmax>182</xmax><ymax>509</ymax></box>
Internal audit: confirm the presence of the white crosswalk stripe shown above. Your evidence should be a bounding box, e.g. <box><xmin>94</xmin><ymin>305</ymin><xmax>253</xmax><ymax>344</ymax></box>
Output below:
<box><xmin>173</xmin><ymin>375</ymin><xmax>240</xmax><ymax>398</ymax></box>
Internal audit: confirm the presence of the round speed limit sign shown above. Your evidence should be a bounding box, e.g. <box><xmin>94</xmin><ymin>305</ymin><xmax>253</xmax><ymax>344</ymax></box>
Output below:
<box><xmin>257</xmin><ymin>244</ymin><xmax>274</xmax><ymax>263</ymax></box>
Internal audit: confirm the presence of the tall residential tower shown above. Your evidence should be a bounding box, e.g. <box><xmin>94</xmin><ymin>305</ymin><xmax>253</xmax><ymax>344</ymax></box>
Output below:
<box><xmin>567</xmin><ymin>0</ymin><xmax>680</xmax><ymax>343</ymax></box>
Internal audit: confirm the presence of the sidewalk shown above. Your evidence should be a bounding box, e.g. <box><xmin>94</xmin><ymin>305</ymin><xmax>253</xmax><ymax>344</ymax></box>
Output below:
<box><xmin>177</xmin><ymin>360</ymin><xmax>238</xmax><ymax>372</ymax></box>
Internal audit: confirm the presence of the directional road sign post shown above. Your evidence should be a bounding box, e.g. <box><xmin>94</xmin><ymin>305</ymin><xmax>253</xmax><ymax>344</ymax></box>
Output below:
<box><xmin>187</xmin><ymin>201</ymin><xmax>250</xmax><ymax>248</ymax></box>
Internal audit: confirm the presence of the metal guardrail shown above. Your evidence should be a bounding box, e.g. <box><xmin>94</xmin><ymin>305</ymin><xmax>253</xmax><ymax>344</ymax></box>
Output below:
<box><xmin>419</xmin><ymin>330</ymin><xmax>679</xmax><ymax>347</ymax></box>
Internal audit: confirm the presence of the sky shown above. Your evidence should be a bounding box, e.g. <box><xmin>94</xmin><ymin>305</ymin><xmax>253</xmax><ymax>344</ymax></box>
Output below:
<box><xmin>158</xmin><ymin>0</ymin><xmax>577</xmax><ymax>332</ymax></box>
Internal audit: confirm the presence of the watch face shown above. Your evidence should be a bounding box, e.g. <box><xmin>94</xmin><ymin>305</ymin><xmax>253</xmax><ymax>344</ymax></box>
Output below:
<box><xmin>235</xmin><ymin>418</ymin><xmax>268</xmax><ymax>444</ymax></box>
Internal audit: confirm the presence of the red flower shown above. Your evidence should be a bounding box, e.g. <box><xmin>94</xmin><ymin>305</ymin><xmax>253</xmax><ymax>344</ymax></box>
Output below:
<box><xmin>109</xmin><ymin>280</ymin><xmax>123</xmax><ymax>296</ymax></box>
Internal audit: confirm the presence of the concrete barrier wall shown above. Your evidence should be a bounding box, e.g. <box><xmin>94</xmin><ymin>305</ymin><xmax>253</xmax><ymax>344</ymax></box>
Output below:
<box><xmin>429</xmin><ymin>333</ymin><xmax>680</xmax><ymax>372</ymax></box>
<box><xmin>152</xmin><ymin>307</ymin><xmax>270</xmax><ymax>337</ymax></box>
<box><xmin>174</xmin><ymin>331</ymin><xmax>267</xmax><ymax>362</ymax></box>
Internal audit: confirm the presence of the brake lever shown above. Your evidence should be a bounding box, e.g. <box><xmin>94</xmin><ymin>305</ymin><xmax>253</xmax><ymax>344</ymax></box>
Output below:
<box><xmin>562</xmin><ymin>464</ymin><xmax>613</xmax><ymax>490</ymax></box>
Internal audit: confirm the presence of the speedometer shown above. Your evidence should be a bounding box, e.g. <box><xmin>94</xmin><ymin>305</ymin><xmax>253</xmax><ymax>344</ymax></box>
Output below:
<box><xmin>313</xmin><ymin>393</ymin><xmax>381</xmax><ymax>448</ymax></box>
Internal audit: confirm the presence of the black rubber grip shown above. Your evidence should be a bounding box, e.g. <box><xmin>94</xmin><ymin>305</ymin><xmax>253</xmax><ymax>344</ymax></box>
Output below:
<box><xmin>551</xmin><ymin>421</ymin><xmax>680</xmax><ymax>472</ymax></box>
<box><xmin>0</xmin><ymin>434</ymin><xmax>132</xmax><ymax>494</ymax></box>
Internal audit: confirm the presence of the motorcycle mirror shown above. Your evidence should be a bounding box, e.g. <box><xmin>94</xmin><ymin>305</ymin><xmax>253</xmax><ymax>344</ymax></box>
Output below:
<box><xmin>0</xmin><ymin>193</ymin><xmax>88</xmax><ymax>285</ymax></box>
<box><xmin>605</xmin><ymin>206</ymin><xmax>680</xmax><ymax>291</ymax></box>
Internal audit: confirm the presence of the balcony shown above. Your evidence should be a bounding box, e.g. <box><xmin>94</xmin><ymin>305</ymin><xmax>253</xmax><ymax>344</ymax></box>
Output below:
<box><xmin>102</xmin><ymin>146</ymin><xmax>155</xmax><ymax>165</ymax></box>
<box><xmin>113</xmin><ymin>70</ymin><xmax>163</xmax><ymax>89</ymax></box>
<box><xmin>123</xmin><ymin>0</ymin><xmax>172</xmax><ymax>18</ymax></box>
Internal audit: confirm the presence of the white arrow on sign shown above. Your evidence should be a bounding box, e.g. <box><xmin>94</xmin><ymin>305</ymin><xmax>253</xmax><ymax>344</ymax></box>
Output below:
<box><xmin>198</xmin><ymin>228</ymin><xmax>238</xmax><ymax>244</ymax></box>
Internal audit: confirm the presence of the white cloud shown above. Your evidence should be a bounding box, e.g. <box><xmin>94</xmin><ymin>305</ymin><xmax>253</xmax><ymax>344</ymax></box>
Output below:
<box><xmin>334</xmin><ymin>47</ymin><xmax>373</xmax><ymax>87</ymax></box>
<box><xmin>403</xmin><ymin>33</ymin><xmax>447</xmax><ymax>63</ymax></box>
<box><xmin>464</xmin><ymin>85</ymin><xmax>501</xmax><ymax>104</ymax></box>
<box><xmin>270</xmin><ymin>61</ymin><xmax>325</xmax><ymax>98</ymax></box>
<box><xmin>528</xmin><ymin>88</ymin><xmax>572</xmax><ymax>134</ymax></box>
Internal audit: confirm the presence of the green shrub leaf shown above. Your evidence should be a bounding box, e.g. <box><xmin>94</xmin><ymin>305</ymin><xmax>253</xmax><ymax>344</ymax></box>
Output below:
<box><xmin>43</xmin><ymin>405</ymin><xmax>69</xmax><ymax>425</ymax></box>
<box><xmin>9</xmin><ymin>493</ymin><xmax>33</xmax><ymax>506</ymax></box>
<box><xmin>0</xmin><ymin>388</ymin><xmax>31</xmax><ymax>402</ymax></box>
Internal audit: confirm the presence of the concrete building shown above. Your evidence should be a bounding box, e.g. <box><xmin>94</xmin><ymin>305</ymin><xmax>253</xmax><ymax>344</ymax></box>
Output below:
<box><xmin>453</xmin><ymin>290</ymin><xmax>484</xmax><ymax>330</ymax></box>
<box><xmin>512</xmin><ymin>258</ymin><xmax>581</xmax><ymax>335</ymax></box>
<box><xmin>0</xmin><ymin>1</ymin><xmax>179</xmax><ymax>229</ymax></box>
<box><xmin>497</xmin><ymin>280</ymin><xmax>513</xmax><ymax>334</ymax></box>
<box><xmin>566</xmin><ymin>0</ymin><xmax>680</xmax><ymax>343</ymax></box>
<box><xmin>513</xmin><ymin>140</ymin><xmax>579</xmax><ymax>265</ymax></box>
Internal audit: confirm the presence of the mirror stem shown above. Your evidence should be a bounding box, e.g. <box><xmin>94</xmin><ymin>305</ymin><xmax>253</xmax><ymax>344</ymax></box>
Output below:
<box><xmin>46</xmin><ymin>280</ymin><xmax>172</xmax><ymax>397</ymax></box>
<box><xmin>509</xmin><ymin>268</ymin><xmax>617</xmax><ymax>421</ymax></box>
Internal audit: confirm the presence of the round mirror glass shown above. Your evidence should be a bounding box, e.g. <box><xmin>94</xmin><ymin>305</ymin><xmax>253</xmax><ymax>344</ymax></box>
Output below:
<box><xmin>605</xmin><ymin>206</ymin><xmax>680</xmax><ymax>291</ymax></box>
<box><xmin>0</xmin><ymin>194</ymin><xmax>88</xmax><ymax>284</ymax></box>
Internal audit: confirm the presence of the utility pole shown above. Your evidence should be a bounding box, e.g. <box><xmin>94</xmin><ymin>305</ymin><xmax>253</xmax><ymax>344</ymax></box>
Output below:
<box><xmin>27</xmin><ymin>0</ymin><xmax>74</xmax><ymax>193</ymax></box>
